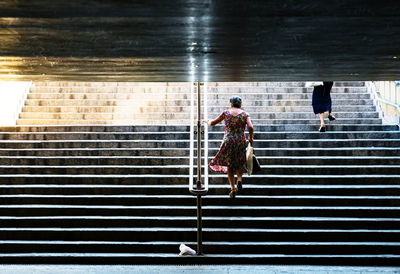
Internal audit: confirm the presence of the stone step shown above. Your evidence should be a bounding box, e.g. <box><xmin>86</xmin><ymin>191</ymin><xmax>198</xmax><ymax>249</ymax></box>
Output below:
<box><xmin>26</xmin><ymin>92</ymin><xmax>371</xmax><ymax>100</ymax></box>
<box><xmin>15</xmin><ymin>118</ymin><xmax>383</xmax><ymax>126</ymax></box>
<box><xmin>27</xmin><ymin>93</ymin><xmax>190</xmax><ymax>100</ymax></box>
<box><xmin>16</xmin><ymin>119</ymin><xmax>189</xmax><ymax>125</ymax></box>
<box><xmin>0</xmin><ymin>165</ymin><xmax>398</xmax><ymax>175</ymax></box>
<box><xmin>1</xmin><ymin>147</ymin><xmax>399</xmax><ymax>157</ymax></box>
<box><xmin>0</xmin><ymin>252</ymin><xmax>397</xmax><ymax>265</ymax></box>
<box><xmin>0</xmin><ymin>203</ymin><xmax>397</xmax><ymax>218</ymax></box>
<box><xmin>0</xmin><ymin>156</ymin><xmax>399</xmax><ymax>166</ymax></box>
<box><xmin>2</xmin><ymin>124</ymin><xmax>397</xmax><ymax>133</ymax></box>
<box><xmin>21</xmin><ymin>105</ymin><xmax>379</xmax><ymax>113</ymax></box>
<box><xmin>29</xmin><ymin>86</ymin><xmax>368</xmax><ymax>94</ymax></box>
<box><xmin>25</xmin><ymin>99</ymin><xmax>373</xmax><ymax>108</ymax></box>
<box><xmin>0</xmin><ymin>217</ymin><xmax>398</xmax><ymax>229</ymax></box>
<box><xmin>1</xmin><ymin>139</ymin><xmax>398</xmax><ymax>149</ymax></box>
<box><xmin>0</xmin><ymin>194</ymin><xmax>398</xmax><ymax>207</ymax></box>
<box><xmin>207</xmin><ymin>87</ymin><xmax>368</xmax><ymax>93</ymax></box>
<box><xmin>31</xmin><ymin>81</ymin><xmax>365</xmax><ymax>88</ymax></box>
<box><xmin>18</xmin><ymin>112</ymin><xmax>380</xmax><ymax>120</ymax></box>
<box><xmin>30</xmin><ymin>86</ymin><xmax>191</xmax><ymax>94</ymax></box>
<box><xmin>0</xmin><ymin>227</ymin><xmax>397</xmax><ymax>243</ymax></box>
<box><xmin>1</xmin><ymin>183</ymin><xmax>400</xmax><ymax>195</ymax></box>
<box><xmin>2</xmin><ymin>175</ymin><xmax>398</xmax><ymax>185</ymax></box>
<box><xmin>23</xmin><ymin>99</ymin><xmax>374</xmax><ymax>107</ymax></box>
<box><xmin>0</xmin><ymin>240</ymin><xmax>399</xmax><ymax>257</ymax></box>
<box><xmin>1</xmin><ymin>131</ymin><xmax>399</xmax><ymax>140</ymax></box>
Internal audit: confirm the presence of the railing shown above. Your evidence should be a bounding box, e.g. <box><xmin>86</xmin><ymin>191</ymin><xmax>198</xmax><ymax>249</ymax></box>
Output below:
<box><xmin>188</xmin><ymin>81</ymin><xmax>209</xmax><ymax>255</ymax></box>
<box><xmin>367</xmin><ymin>81</ymin><xmax>400</xmax><ymax>125</ymax></box>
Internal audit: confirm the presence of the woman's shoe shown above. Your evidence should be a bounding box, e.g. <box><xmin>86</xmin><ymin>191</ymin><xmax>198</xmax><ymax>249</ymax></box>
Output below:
<box><xmin>229</xmin><ymin>189</ymin><xmax>236</xmax><ymax>199</ymax></box>
<box><xmin>237</xmin><ymin>181</ymin><xmax>243</xmax><ymax>191</ymax></box>
<box><xmin>328</xmin><ymin>114</ymin><xmax>336</xmax><ymax>121</ymax></box>
<box><xmin>319</xmin><ymin>125</ymin><xmax>326</xmax><ymax>132</ymax></box>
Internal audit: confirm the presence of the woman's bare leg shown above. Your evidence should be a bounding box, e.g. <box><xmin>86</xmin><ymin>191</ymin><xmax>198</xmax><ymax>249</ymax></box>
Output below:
<box><xmin>227</xmin><ymin>168</ymin><xmax>236</xmax><ymax>191</ymax></box>
<box><xmin>236</xmin><ymin>170</ymin><xmax>243</xmax><ymax>182</ymax></box>
<box><xmin>236</xmin><ymin>170</ymin><xmax>243</xmax><ymax>191</ymax></box>
<box><xmin>318</xmin><ymin>113</ymin><xmax>325</xmax><ymax>127</ymax></box>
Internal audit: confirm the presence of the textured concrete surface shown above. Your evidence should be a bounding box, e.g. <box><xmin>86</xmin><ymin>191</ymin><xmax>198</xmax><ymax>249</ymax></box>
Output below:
<box><xmin>0</xmin><ymin>1</ymin><xmax>400</xmax><ymax>81</ymax></box>
<box><xmin>0</xmin><ymin>265</ymin><xmax>399</xmax><ymax>274</ymax></box>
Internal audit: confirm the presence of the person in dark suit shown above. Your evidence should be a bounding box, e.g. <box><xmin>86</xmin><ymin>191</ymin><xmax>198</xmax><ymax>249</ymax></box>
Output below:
<box><xmin>312</xmin><ymin>81</ymin><xmax>335</xmax><ymax>132</ymax></box>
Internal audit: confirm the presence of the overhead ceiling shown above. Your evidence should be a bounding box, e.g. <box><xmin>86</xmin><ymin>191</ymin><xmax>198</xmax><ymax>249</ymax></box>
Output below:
<box><xmin>0</xmin><ymin>0</ymin><xmax>399</xmax><ymax>82</ymax></box>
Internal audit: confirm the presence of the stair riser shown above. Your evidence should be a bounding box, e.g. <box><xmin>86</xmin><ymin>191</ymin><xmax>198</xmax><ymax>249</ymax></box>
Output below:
<box><xmin>1</xmin><ymin>186</ymin><xmax>400</xmax><ymax>195</ymax></box>
<box><xmin>5</xmin><ymin>124</ymin><xmax>397</xmax><ymax>133</ymax></box>
<box><xmin>31</xmin><ymin>81</ymin><xmax>365</xmax><ymax>87</ymax></box>
<box><xmin>1</xmin><ymin>140</ymin><xmax>399</xmax><ymax>149</ymax></box>
<box><xmin>0</xmin><ymin>219</ymin><xmax>398</xmax><ymax>230</ymax></box>
<box><xmin>0</xmin><ymin>207</ymin><xmax>397</xmax><ymax>218</ymax></box>
<box><xmin>0</xmin><ymin>167</ymin><xmax>398</xmax><ymax>175</ymax></box>
<box><xmin>29</xmin><ymin>87</ymin><xmax>366</xmax><ymax>94</ymax></box>
<box><xmin>1</xmin><ymin>132</ymin><xmax>399</xmax><ymax>140</ymax></box>
<box><xmin>1</xmin><ymin>149</ymin><xmax>400</xmax><ymax>157</ymax></box>
<box><xmin>0</xmin><ymin>197</ymin><xmax>398</xmax><ymax>207</ymax></box>
<box><xmin>15</xmin><ymin>119</ymin><xmax>384</xmax><ymax>125</ymax></box>
<box><xmin>0</xmin><ymin>244</ymin><xmax>397</xmax><ymax>257</ymax></box>
<box><xmin>0</xmin><ymin>256</ymin><xmax>396</xmax><ymax>266</ymax></box>
<box><xmin>18</xmin><ymin>112</ymin><xmax>380</xmax><ymax>120</ymax></box>
<box><xmin>26</xmin><ymin>93</ymin><xmax>371</xmax><ymax>100</ymax></box>
<box><xmin>23</xmin><ymin>99</ymin><xmax>374</xmax><ymax>107</ymax></box>
<box><xmin>0</xmin><ymin>230</ymin><xmax>397</xmax><ymax>242</ymax></box>
<box><xmin>21</xmin><ymin>105</ymin><xmax>379</xmax><ymax>113</ymax></box>
<box><xmin>0</xmin><ymin>177</ymin><xmax>398</xmax><ymax>185</ymax></box>
<box><xmin>1</xmin><ymin>157</ymin><xmax>399</xmax><ymax>165</ymax></box>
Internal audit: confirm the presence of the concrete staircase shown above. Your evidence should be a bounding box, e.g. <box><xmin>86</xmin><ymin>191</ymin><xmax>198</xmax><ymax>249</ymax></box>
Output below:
<box><xmin>0</xmin><ymin>81</ymin><xmax>399</xmax><ymax>265</ymax></box>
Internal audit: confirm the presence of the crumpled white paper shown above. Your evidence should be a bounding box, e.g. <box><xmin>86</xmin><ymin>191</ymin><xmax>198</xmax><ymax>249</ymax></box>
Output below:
<box><xmin>179</xmin><ymin>244</ymin><xmax>196</xmax><ymax>256</ymax></box>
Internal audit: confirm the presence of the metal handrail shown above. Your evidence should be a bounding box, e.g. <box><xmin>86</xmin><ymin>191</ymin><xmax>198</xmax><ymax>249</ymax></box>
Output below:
<box><xmin>188</xmin><ymin>81</ymin><xmax>208</xmax><ymax>255</ymax></box>
<box><xmin>188</xmin><ymin>82</ymin><xmax>195</xmax><ymax>191</ymax></box>
<box><xmin>366</xmin><ymin>81</ymin><xmax>400</xmax><ymax>125</ymax></box>
<box><xmin>189</xmin><ymin>82</ymin><xmax>208</xmax><ymax>195</ymax></box>
<box><xmin>203</xmin><ymin>82</ymin><xmax>209</xmax><ymax>191</ymax></box>
<box><xmin>376</xmin><ymin>95</ymin><xmax>400</xmax><ymax>112</ymax></box>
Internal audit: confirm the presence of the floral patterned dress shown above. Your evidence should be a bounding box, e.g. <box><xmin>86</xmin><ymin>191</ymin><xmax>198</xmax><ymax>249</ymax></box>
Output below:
<box><xmin>209</xmin><ymin>110</ymin><xmax>249</xmax><ymax>174</ymax></box>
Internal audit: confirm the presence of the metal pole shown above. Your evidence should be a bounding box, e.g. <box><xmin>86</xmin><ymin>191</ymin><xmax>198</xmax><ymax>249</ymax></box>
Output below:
<box><xmin>196</xmin><ymin>82</ymin><xmax>202</xmax><ymax>190</ymax></box>
<box><xmin>196</xmin><ymin>194</ymin><xmax>203</xmax><ymax>255</ymax></box>
<box><xmin>195</xmin><ymin>81</ymin><xmax>203</xmax><ymax>255</ymax></box>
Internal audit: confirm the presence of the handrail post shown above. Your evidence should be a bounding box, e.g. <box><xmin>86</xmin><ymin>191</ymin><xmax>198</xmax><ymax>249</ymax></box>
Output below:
<box><xmin>196</xmin><ymin>194</ymin><xmax>203</xmax><ymax>255</ymax></box>
<box><xmin>196</xmin><ymin>81</ymin><xmax>203</xmax><ymax>190</ymax></box>
<box><xmin>189</xmin><ymin>81</ymin><xmax>208</xmax><ymax>255</ymax></box>
<box><xmin>195</xmin><ymin>81</ymin><xmax>204</xmax><ymax>255</ymax></box>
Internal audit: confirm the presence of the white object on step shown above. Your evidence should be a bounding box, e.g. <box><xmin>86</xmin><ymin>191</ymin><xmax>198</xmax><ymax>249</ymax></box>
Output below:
<box><xmin>305</xmin><ymin>82</ymin><xmax>323</xmax><ymax>88</ymax></box>
<box><xmin>179</xmin><ymin>244</ymin><xmax>196</xmax><ymax>256</ymax></box>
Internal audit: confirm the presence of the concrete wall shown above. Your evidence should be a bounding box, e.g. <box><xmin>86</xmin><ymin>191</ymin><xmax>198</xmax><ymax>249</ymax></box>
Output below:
<box><xmin>0</xmin><ymin>81</ymin><xmax>31</xmax><ymax>126</ymax></box>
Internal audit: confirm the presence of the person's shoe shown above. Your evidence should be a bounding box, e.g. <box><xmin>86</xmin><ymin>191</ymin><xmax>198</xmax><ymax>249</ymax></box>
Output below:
<box><xmin>237</xmin><ymin>181</ymin><xmax>243</xmax><ymax>191</ymax></box>
<box><xmin>319</xmin><ymin>125</ymin><xmax>326</xmax><ymax>132</ymax></box>
<box><xmin>229</xmin><ymin>189</ymin><xmax>236</xmax><ymax>199</ymax></box>
<box><xmin>328</xmin><ymin>114</ymin><xmax>336</xmax><ymax>121</ymax></box>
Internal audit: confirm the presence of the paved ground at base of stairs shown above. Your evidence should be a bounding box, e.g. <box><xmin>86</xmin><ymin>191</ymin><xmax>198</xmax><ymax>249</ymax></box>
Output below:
<box><xmin>0</xmin><ymin>265</ymin><xmax>399</xmax><ymax>274</ymax></box>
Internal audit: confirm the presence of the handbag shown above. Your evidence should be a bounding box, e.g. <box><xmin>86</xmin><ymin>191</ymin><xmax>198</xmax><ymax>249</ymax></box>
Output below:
<box><xmin>246</xmin><ymin>143</ymin><xmax>261</xmax><ymax>175</ymax></box>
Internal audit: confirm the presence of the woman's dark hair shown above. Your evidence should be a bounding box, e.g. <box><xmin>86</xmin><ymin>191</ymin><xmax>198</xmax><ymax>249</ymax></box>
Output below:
<box><xmin>230</xmin><ymin>96</ymin><xmax>242</xmax><ymax>108</ymax></box>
